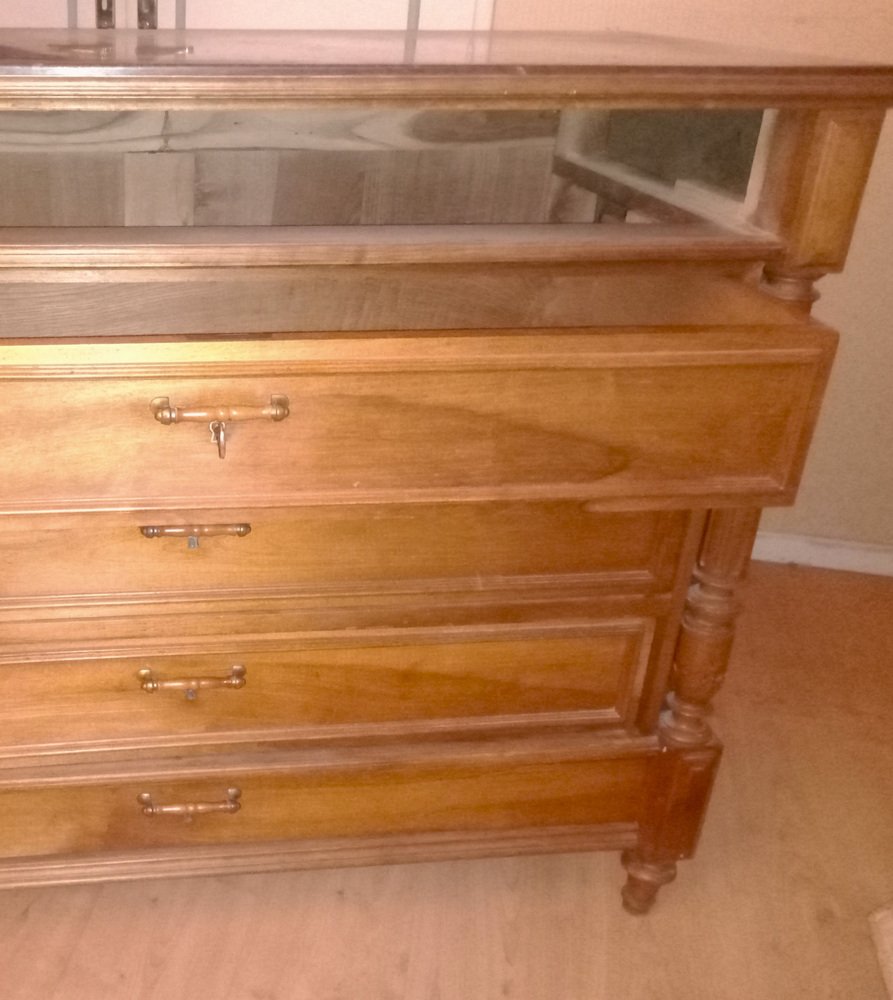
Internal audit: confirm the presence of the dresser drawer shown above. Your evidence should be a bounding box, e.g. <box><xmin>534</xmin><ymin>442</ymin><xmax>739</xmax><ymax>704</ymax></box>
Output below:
<box><xmin>0</xmin><ymin>746</ymin><xmax>649</xmax><ymax>860</ymax></box>
<box><xmin>0</xmin><ymin>506</ymin><xmax>687</xmax><ymax>604</ymax></box>
<box><xmin>0</xmin><ymin>327</ymin><xmax>834</xmax><ymax>512</ymax></box>
<box><xmin>0</xmin><ymin>620</ymin><xmax>657</xmax><ymax>756</ymax></box>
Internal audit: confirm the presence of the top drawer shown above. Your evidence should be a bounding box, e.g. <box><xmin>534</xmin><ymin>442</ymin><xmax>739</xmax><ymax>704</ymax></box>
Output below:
<box><xmin>0</xmin><ymin>326</ymin><xmax>834</xmax><ymax>513</ymax></box>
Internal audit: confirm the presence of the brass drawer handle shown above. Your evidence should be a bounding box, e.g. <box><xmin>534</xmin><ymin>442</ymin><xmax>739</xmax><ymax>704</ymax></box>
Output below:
<box><xmin>138</xmin><ymin>664</ymin><xmax>246</xmax><ymax>701</ymax></box>
<box><xmin>140</xmin><ymin>523</ymin><xmax>251</xmax><ymax>549</ymax></box>
<box><xmin>151</xmin><ymin>395</ymin><xmax>289</xmax><ymax>459</ymax></box>
<box><xmin>138</xmin><ymin>787</ymin><xmax>242</xmax><ymax>819</ymax></box>
<box><xmin>151</xmin><ymin>395</ymin><xmax>290</xmax><ymax>425</ymax></box>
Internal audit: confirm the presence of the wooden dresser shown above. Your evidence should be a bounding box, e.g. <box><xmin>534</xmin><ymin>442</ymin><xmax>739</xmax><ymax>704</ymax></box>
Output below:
<box><xmin>0</xmin><ymin>26</ymin><xmax>890</xmax><ymax>913</ymax></box>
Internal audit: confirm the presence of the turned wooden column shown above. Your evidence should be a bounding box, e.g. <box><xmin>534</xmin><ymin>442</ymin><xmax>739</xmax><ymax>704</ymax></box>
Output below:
<box><xmin>622</xmin><ymin>508</ymin><xmax>759</xmax><ymax>914</ymax></box>
<box><xmin>661</xmin><ymin>507</ymin><xmax>761</xmax><ymax>747</ymax></box>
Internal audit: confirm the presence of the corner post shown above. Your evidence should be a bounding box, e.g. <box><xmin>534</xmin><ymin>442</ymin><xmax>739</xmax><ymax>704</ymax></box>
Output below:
<box><xmin>661</xmin><ymin>507</ymin><xmax>761</xmax><ymax>746</ymax></box>
<box><xmin>622</xmin><ymin>508</ymin><xmax>760</xmax><ymax>913</ymax></box>
<box><xmin>756</xmin><ymin>108</ymin><xmax>885</xmax><ymax>312</ymax></box>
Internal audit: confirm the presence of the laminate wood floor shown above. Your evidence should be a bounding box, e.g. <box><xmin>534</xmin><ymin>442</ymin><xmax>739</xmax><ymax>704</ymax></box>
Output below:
<box><xmin>1</xmin><ymin>561</ymin><xmax>891</xmax><ymax>1000</ymax></box>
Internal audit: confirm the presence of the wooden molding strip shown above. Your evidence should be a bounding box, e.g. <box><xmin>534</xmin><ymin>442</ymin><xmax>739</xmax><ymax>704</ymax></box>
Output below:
<box><xmin>0</xmin><ymin>732</ymin><xmax>658</xmax><ymax>788</ymax></box>
<box><xmin>2</xmin><ymin>31</ymin><xmax>892</xmax><ymax>109</ymax></box>
<box><xmin>0</xmin><ymin>224</ymin><xmax>784</xmax><ymax>269</ymax></box>
<box><xmin>2</xmin><ymin>72</ymin><xmax>890</xmax><ymax>112</ymax></box>
<box><xmin>0</xmin><ymin>326</ymin><xmax>828</xmax><ymax>373</ymax></box>
<box><xmin>0</xmin><ymin>478</ymin><xmax>788</xmax><ymax>517</ymax></box>
<box><xmin>1</xmin><ymin>58</ymin><xmax>893</xmax><ymax>110</ymax></box>
<box><xmin>0</xmin><ymin>710</ymin><xmax>631</xmax><ymax>768</ymax></box>
<box><xmin>0</xmin><ymin>823</ymin><xmax>639</xmax><ymax>888</ymax></box>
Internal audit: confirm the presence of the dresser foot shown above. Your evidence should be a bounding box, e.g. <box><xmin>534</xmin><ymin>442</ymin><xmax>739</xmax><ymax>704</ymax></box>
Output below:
<box><xmin>620</xmin><ymin>850</ymin><xmax>677</xmax><ymax>914</ymax></box>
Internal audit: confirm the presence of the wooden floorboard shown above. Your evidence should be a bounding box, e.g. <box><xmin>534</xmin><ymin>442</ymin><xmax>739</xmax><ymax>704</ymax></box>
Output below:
<box><xmin>0</xmin><ymin>560</ymin><xmax>890</xmax><ymax>999</ymax></box>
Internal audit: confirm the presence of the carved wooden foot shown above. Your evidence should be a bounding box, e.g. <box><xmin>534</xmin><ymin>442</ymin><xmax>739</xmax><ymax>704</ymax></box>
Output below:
<box><xmin>621</xmin><ymin>850</ymin><xmax>677</xmax><ymax>915</ymax></box>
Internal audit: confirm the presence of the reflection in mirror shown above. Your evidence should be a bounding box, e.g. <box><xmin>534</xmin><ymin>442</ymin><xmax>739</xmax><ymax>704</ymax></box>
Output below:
<box><xmin>553</xmin><ymin>109</ymin><xmax>767</xmax><ymax>226</ymax></box>
<box><xmin>0</xmin><ymin>108</ymin><xmax>766</xmax><ymax>227</ymax></box>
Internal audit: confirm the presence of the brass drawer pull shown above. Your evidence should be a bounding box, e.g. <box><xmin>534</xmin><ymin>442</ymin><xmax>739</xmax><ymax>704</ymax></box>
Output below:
<box><xmin>138</xmin><ymin>787</ymin><xmax>242</xmax><ymax>819</ymax></box>
<box><xmin>151</xmin><ymin>395</ymin><xmax>289</xmax><ymax>459</ymax></box>
<box><xmin>140</xmin><ymin>523</ymin><xmax>251</xmax><ymax>549</ymax></box>
<box><xmin>138</xmin><ymin>664</ymin><xmax>246</xmax><ymax>701</ymax></box>
<box><xmin>151</xmin><ymin>395</ymin><xmax>290</xmax><ymax>426</ymax></box>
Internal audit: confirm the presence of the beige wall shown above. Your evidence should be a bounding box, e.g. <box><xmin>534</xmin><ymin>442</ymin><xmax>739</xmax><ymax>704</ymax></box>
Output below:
<box><xmin>763</xmin><ymin>121</ymin><xmax>893</xmax><ymax>546</ymax></box>
<box><xmin>492</xmin><ymin>0</ymin><xmax>893</xmax><ymax>60</ymax></box>
<box><xmin>495</xmin><ymin>0</ymin><xmax>893</xmax><ymax>547</ymax></box>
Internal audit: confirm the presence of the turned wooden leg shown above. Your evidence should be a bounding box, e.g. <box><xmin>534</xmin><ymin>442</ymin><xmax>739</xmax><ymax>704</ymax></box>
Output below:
<box><xmin>621</xmin><ymin>850</ymin><xmax>677</xmax><ymax>915</ymax></box>
<box><xmin>661</xmin><ymin>508</ymin><xmax>761</xmax><ymax>748</ymax></box>
<box><xmin>619</xmin><ymin>509</ymin><xmax>758</xmax><ymax>913</ymax></box>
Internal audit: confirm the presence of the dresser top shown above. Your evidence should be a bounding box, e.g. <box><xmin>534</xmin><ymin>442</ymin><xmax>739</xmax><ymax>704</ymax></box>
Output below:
<box><xmin>1</xmin><ymin>28</ymin><xmax>893</xmax><ymax>108</ymax></box>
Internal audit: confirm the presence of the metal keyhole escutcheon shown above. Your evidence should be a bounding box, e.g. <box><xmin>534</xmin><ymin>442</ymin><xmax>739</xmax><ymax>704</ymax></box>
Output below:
<box><xmin>209</xmin><ymin>420</ymin><xmax>226</xmax><ymax>459</ymax></box>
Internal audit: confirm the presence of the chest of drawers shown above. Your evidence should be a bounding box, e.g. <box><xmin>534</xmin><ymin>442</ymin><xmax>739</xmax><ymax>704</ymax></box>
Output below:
<box><xmin>0</xmin><ymin>26</ymin><xmax>890</xmax><ymax>913</ymax></box>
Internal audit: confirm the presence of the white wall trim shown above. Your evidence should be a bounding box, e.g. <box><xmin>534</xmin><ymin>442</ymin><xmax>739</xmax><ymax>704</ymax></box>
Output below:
<box><xmin>753</xmin><ymin>531</ymin><xmax>893</xmax><ymax>577</ymax></box>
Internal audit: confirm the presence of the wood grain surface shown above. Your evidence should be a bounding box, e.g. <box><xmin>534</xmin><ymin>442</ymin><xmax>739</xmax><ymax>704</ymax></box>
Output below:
<box><xmin>0</xmin><ymin>620</ymin><xmax>656</xmax><ymax>754</ymax></box>
<box><xmin>0</xmin><ymin>326</ymin><xmax>835</xmax><ymax>512</ymax></box>
<box><xmin>0</xmin><ymin>564</ymin><xmax>888</xmax><ymax>999</ymax></box>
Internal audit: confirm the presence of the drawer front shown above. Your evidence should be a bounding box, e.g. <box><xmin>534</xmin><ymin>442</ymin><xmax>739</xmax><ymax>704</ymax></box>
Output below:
<box><xmin>0</xmin><ymin>752</ymin><xmax>649</xmax><ymax>859</ymax></box>
<box><xmin>0</xmin><ymin>506</ymin><xmax>687</xmax><ymax>603</ymax></box>
<box><xmin>0</xmin><ymin>327</ymin><xmax>834</xmax><ymax>511</ymax></box>
<box><xmin>0</xmin><ymin>621</ymin><xmax>655</xmax><ymax>755</ymax></box>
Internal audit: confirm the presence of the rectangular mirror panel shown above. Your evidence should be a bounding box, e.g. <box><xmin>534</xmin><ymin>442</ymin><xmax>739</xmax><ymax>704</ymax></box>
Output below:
<box><xmin>0</xmin><ymin>109</ymin><xmax>766</xmax><ymax>228</ymax></box>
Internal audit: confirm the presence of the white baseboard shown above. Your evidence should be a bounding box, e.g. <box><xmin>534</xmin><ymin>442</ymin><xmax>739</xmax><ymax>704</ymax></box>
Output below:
<box><xmin>752</xmin><ymin>531</ymin><xmax>893</xmax><ymax>577</ymax></box>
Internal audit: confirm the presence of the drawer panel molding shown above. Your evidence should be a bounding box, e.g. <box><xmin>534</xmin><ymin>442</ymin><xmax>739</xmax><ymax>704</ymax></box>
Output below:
<box><xmin>0</xmin><ymin>739</ymin><xmax>652</xmax><ymax>861</ymax></box>
<box><xmin>0</xmin><ymin>506</ymin><xmax>688</xmax><ymax>605</ymax></box>
<box><xmin>0</xmin><ymin>620</ymin><xmax>658</xmax><ymax>758</ymax></box>
<box><xmin>0</xmin><ymin>327</ymin><xmax>835</xmax><ymax>512</ymax></box>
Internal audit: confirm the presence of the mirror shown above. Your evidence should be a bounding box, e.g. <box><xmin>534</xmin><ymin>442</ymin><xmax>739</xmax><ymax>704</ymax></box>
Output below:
<box><xmin>0</xmin><ymin>108</ymin><xmax>767</xmax><ymax>228</ymax></box>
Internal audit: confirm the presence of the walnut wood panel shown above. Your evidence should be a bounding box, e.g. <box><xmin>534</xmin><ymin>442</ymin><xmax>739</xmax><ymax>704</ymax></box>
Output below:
<box><xmin>620</xmin><ymin>740</ymin><xmax>722</xmax><ymax>912</ymax></box>
<box><xmin>0</xmin><ymin>327</ymin><xmax>835</xmax><ymax>512</ymax></box>
<box><xmin>0</xmin><ymin>265</ymin><xmax>797</xmax><ymax>339</ymax></box>
<box><xmin>0</xmin><ymin>748</ymin><xmax>649</xmax><ymax>860</ymax></box>
<box><xmin>0</xmin><ymin>506</ymin><xmax>686</xmax><ymax>602</ymax></box>
<box><xmin>0</xmin><ymin>621</ymin><xmax>655</xmax><ymax>756</ymax></box>
<box><xmin>636</xmin><ymin>741</ymin><xmax>722</xmax><ymax>863</ymax></box>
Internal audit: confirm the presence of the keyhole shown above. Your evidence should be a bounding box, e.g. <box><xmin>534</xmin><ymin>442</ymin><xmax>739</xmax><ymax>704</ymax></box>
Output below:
<box><xmin>209</xmin><ymin>420</ymin><xmax>227</xmax><ymax>460</ymax></box>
